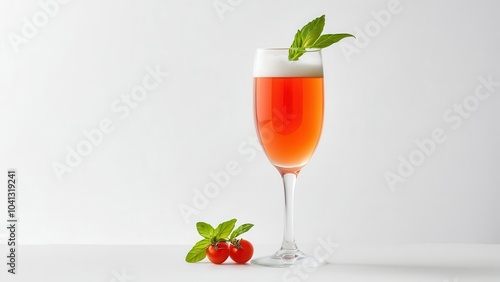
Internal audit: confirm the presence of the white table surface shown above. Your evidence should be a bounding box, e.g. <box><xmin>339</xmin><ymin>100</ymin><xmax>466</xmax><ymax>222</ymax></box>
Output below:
<box><xmin>1</xmin><ymin>244</ymin><xmax>499</xmax><ymax>282</ymax></box>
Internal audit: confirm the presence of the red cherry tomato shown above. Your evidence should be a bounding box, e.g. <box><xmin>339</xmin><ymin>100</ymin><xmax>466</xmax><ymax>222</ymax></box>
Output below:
<box><xmin>206</xmin><ymin>242</ymin><xmax>229</xmax><ymax>264</ymax></box>
<box><xmin>229</xmin><ymin>239</ymin><xmax>254</xmax><ymax>264</ymax></box>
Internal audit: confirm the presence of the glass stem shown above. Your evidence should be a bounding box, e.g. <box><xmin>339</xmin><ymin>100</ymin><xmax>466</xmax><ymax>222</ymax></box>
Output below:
<box><xmin>281</xmin><ymin>173</ymin><xmax>298</xmax><ymax>252</ymax></box>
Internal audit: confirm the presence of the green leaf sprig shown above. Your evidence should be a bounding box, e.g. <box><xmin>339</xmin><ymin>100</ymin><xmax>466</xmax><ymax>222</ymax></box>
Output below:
<box><xmin>289</xmin><ymin>15</ymin><xmax>354</xmax><ymax>61</ymax></box>
<box><xmin>185</xmin><ymin>218</ymin><xmax>254</xmax><ymax>263</ymax></box>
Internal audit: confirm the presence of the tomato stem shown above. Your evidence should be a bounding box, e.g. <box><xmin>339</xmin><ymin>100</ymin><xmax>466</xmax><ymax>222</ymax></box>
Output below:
<box><xmin>231</xmin><ymin>238</ymin><xmax>243</xmax><ymax>249</ymax></box>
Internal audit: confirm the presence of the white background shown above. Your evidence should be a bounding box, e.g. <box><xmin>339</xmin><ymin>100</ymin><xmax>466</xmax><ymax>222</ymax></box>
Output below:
<box><xmin>0</xmin><ymin>0</ymin><xmax>499</xmax><ymax>246</ymax></box>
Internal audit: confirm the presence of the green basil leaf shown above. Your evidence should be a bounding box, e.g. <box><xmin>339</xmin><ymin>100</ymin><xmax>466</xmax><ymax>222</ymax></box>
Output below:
<box><xmin>229</xmin><ymin>223</ymin><xmax>254</xmax><ymax>240</ymax></box>
<box><xmin>301</xmin><ymin>15</ymin><xmax>325</xmax><ymax>47</ymax></box>
<box><xmin>288</xmin><ymin>15</ymin><xmax>354</xmax><ymax>61</ymax></box>
<box><xmin>185</xmin><ymin>239</ymin><xmax>210</xmax><ymax>263</ymax></box>
<box><xmin>214</xmin><ymin>218</ymin><xmax>236</xmax><ymax>241</ymax></box>
<box><xmin>312</xmin><ymin>33</ymin><xmax>355</xmax><ymax>49</ymax></box>
<box><xmin>289</xmin><ymin>29</ymin><xmax>305</xmax><ymax>61</ymax></box>
<box><xmin>196</xmin><ymin>222</ymin><xmax>214</xmax><ymax>239</ymax></box>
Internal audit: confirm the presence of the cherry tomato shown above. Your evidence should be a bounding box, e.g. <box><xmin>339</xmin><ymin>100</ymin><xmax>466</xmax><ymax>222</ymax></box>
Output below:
<box><xmin>206</xmin><ymin>242</ymin><xmax>229</xmax><ymax>264</ymax></box>
<box><xmin>229</xmin><ymin>239</ymin><xmax>254</xmax><ymax>264</ymax></box>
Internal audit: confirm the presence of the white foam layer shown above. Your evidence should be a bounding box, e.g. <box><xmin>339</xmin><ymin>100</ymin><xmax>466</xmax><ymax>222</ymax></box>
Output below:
<box><xmin>253</xmin><ymin>49</ymin><xmax>323</xmax><ymax>77</ymax></box>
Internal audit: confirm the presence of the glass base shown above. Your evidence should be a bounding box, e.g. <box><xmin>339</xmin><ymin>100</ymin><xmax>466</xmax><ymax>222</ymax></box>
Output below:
<box><xmin>251</xmin><ymin>249</ymin><xmax>326</xmax><ymax>268</ymax></box>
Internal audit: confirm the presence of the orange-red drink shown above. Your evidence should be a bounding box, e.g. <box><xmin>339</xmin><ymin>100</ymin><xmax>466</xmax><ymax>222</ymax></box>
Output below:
<box><xmin>253</xmin><ymin>48</ymin><xmax>324</xmax><ymax>174</ymax></box>
<box><xmin>254</xmin><ymin>77</ymin><xmax>323</xmax><ymax>173</ymax></box>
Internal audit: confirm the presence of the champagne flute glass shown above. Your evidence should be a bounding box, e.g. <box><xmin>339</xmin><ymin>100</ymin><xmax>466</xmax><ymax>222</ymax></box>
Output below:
<box><xmin>251</xmin><ymin>48</ymin><xmax>325</xmax><ymax>267</ymax></box>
